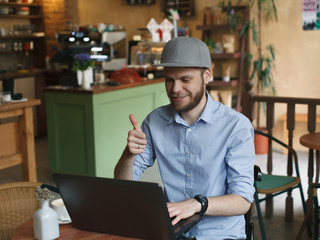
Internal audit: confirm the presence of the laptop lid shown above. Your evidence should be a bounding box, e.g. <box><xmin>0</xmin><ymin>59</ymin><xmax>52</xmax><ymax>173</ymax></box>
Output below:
<box><xmin>53</xmin><ymin>173</ymin><xmax>201</xmax><ymax>240</ymax></box>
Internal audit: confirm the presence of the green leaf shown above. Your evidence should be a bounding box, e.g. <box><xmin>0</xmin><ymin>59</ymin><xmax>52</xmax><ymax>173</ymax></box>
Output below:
<box><xmin>240</xmin><ymin>20</ymin><xmax>250</xmax><ymax>37</ymax></box>
<box><xmin>219</xmin><ymin>0</ymin><xmax>225</xmax><ymax>9</ymax></box>
<box><xmin>249</xmin><ymin>0</ymin><xmax>255</xmax><ymax>8</ymax></box>
<box><xmin>244</xmin><ymin>52</ymin><xmax>252</xmax><ymax>71</ymax></box>
<box><xmin>267</xmin><ymin>44</ymin><xmax>275</xmax><ymax>60</ymax></box>
<box><xmin>250</xmin><ymin>60</ymin><xmax>258</xmax><ymax>80</ymax></box>
<box><xmin>256</xmin><ymin>58</ymin><xmax>263</xmax><ymax>77</ymax></box>
<box><xmin>257</xmin><ymin>0</ymin><xmax>262</xmax><ymax>10</ymax></box>
<box><xmin>227</xmin><ymin>1</ymin><xmax>231</xmax><ymax>14</ymax></box>
<box><xmin>251</xmin><ymin>20</ymin><xmax>258</xmax><ymax>45</ymax></box>
<box><xmin>271</xmin><ymin>0</ymin><xmax>278</xmax><ymax>21</ymax></box>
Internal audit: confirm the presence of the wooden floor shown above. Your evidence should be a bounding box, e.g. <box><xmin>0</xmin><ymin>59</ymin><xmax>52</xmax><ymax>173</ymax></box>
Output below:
<box><xmin>0</xmin><ymin>138</ymin><xmax>314</xmax><ymax>239</ymax></box>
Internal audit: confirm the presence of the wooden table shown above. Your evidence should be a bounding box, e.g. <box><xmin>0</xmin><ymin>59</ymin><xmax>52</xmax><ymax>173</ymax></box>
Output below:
<box><xmin>0</xmin><ymin>99</ymin><xmax>40</xmax><ymax>182</ymax></box>
<box><xmin>11</xmin><ymin>219</ymin><xmax>142</xmax><ymax>240</ymax></box>
<box><xmin>296</xmin><ymin>132</ymin><xmax>320</xmax><ymax>240</ymax></box>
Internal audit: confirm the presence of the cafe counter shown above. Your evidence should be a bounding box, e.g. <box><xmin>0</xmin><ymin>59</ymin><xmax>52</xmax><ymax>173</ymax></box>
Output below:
<box><xmin>45</xmin><ymin>79</ymin><xmax>168</xmax><ymax>178</ymax></box>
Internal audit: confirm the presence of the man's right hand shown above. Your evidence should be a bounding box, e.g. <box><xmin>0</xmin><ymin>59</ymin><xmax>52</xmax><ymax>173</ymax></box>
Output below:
<box><xmin>114</xmin><ymin>114</ymin><xmax>146</xmax><ymax>179</ymax></box>
<box><xmin>127</xmin><ymin>114</ymin><xmax>146</xmax><ymax>155</ymax></box>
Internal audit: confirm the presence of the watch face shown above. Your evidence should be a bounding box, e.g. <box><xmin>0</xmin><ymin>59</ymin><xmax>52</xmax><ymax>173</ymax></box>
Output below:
<box><xmin>198</xmin><ymin>195</ymin><xmax>206</xmax><ymax>202</ymax></box>
<box><xmin>195</xmin><ymin>194</ymin><xmax>208</xmax><ymax>214</ymax></box>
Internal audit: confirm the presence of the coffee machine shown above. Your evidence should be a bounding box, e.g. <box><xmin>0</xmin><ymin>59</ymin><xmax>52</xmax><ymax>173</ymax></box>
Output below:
<box><xmin>101</xmin><ymin>31</ymin><xmax>127</xmax><ymax>71</ymax></box>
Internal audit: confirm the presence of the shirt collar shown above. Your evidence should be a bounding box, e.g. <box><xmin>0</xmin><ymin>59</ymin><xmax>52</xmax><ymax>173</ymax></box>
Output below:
<box><xmin>162</xmin><ymin>92</ymin><xmax>217</xmax><ymax>126</ymax></box>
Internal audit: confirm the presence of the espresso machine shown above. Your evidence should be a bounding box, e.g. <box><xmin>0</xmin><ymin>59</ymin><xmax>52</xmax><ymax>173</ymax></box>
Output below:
<box><xmin>101</xmin><ymin>31</ymin><xmax>127</xmax><ymax>71</ymax></box>
<box><xmin>50</xmin><ymin>28</ymin><xmax>111</xmax><ymax>86</ymax></box>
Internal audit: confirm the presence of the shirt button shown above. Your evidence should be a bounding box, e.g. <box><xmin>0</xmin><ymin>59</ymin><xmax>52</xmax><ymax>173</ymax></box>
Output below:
<box><xmin>186</xmin><ymin>151</ymin><xmax>190</xmax><ymax>154</ymax></box>
<box><xmin>187</xmin><ymin>173</ymin><xmax>191</xmax><ymax>177</ymax></box>
<box><xmin>187</xmin><ymin>128</ymin><xmax>191</xmax><ymax>132</ymax></box>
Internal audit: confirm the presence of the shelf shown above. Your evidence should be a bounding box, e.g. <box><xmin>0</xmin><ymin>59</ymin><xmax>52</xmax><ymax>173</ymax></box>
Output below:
<box><xmin>198</xmin><ymin>5</ymin><xmax>250</xmax><ymax>112</ymax></box>
<box><xmin>196</xmin><ymin>24</ymin><xmax>229</xmax><ymax>31</ymax></box>
<box><xmin>207</xmin><ymin>80</ymin><xmax>239</xmax><ymax>88</ymax></box>
<box><xmin>0</xmin><ymin>14</ymin><xmax>43</xmax><ymax>19</ymax></box>
<box><xmin>162</xmin><ymin>0</ymin><xmax>195</xmax><ymax>17</ymax></box>
<box><xmin>0</xmin><ymin>34</ymin><xmax>44</xmax><ymax>40</ymax></box>
<box><xmin>196</xmin><ymin>24</ymin><xmax>243</xmax><ymax>31</ymax></box>
<box><xmin>0</xmin><ymin>51</ymin><xmax>34</xmax><ymax>54</ymax></box>
<box><xmin>0</xmin><ymin>68</ymin><xmax>45</xmax><ymax>80</ymax></box>
<box><xmin>0</xmin><ymin>2</ymin><xmax>42</xmax><ymax>7</ymax></box>
<box><xmin>123</xmin><ymin>0</ymin><xmax>155</xmax><ymax>4</ymax></box>
<box><xmin>210</xmin><ymin>52</ymin><xmax>241</xmax><ymax>59</ymax></box>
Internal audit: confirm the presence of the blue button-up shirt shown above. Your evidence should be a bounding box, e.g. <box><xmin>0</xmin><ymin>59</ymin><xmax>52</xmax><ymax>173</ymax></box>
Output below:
<box><xmin>133</xmin><ymin>94</ymin><xmax>255</xmax><ymax>239</ymax></box>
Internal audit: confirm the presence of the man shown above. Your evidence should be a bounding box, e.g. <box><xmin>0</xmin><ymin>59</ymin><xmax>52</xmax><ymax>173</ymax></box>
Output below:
<box><xmin>114</xmin><ymin>36</ymin><xmax>255</xmax><ymax>239</ymax></box>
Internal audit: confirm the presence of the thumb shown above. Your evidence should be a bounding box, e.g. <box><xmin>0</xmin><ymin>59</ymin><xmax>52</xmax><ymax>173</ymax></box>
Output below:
<box><xmin>129</xmin><ymin>114</ymin><xmax>142</xmax><ymax>132</ymax></box>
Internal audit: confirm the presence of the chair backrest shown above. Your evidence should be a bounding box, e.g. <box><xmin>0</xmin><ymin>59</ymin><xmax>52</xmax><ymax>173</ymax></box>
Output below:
<box><xmin>243</xmin><ymin>95</ymin><xmax>320</xmax><ymax>177</ymax></box>
<box><xmin>0</xmin><ymin>182</ymin><xmax>41</xmax><ymax>240</ymax></box>
<box><xmin>245</xmin><ymin>165</ymin><xmax>262</xmax><ymax>240</ymax></box>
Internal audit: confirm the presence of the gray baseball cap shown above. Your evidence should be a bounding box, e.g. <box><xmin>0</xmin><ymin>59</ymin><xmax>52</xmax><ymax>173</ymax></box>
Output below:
<box><xmin>155</xmin><ymin>36</ymin><xmax>212</xmax><ymax>68</ymax></box>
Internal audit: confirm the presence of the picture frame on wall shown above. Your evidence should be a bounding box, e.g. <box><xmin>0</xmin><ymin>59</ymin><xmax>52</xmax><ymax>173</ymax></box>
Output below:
<box><xmin>302</xmin><ymin>0</ymin><xmax>320</xmax><ymax>30</ymax></box>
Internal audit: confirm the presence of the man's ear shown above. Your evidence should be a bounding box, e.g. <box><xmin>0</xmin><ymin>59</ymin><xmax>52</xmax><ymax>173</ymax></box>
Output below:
<box><xmin>203</xmin><ymin>68</ymin><xmax>212</xmax><ymax>84</ymax></box>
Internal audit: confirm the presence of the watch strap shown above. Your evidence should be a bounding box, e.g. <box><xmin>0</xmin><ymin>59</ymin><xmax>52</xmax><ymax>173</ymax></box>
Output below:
<box><xmin>194</xmin><ymin>194</ymin><xmax>208</xmax><ymax>214</ymax></box>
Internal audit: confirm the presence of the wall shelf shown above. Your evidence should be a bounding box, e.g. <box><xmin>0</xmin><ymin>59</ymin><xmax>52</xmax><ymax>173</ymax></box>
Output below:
<box><xmin>0</xmin><ymin>14</ymin><xmax>43</xmax><ymax>19</ymax></box>
<box><xmin>162</xmin><ymin>0</ymin><xmax>195</xmax><ymax>17</ymax></box>
<box><xmin>0</xmin><ymin>0</ymin><xmax>46</xmax><ymax>137</ymax></box>
<box><xmin>211</xmin><ymin>52</ymin><xmax>241</xmax><ymax>59</ymax></box>
<box><xmin>0</xmin><ymin>2</ymin><xmax>42</xmax><ymax>7</ymax></box>
<box><xmin>207</xmin><ymin>80</ymin><xmax>239</xmax><ymax>88</ymax></box>
<box><xmin>0</xmin><ymin>69</ymin><xmax>45</xmax><ymax>80</ymax></box>
<box><xmin>123</xmin><ymin>0</ymin><xmax>155</xmax><ymax>5</ymax></box>
<box><xmin>0</xmin><ymin>51</ymin><xmax>34</xmax><ymax>55</ymax></box>
<box><xmin>0</xmin><ymin>34</ymin><xmax>45</xmax><ymax>40</ymax></box>
<box><xmin>197</xmin><ymin>5</ymin><xmax>249</xmax><ymax>112</ymax></box>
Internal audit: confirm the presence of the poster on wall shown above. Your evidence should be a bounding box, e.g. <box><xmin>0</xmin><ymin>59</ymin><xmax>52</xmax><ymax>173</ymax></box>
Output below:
<box><xmin>303</xmin><ymin>0</ymin><xmax>320</xmax><ymax>30</ymax></box>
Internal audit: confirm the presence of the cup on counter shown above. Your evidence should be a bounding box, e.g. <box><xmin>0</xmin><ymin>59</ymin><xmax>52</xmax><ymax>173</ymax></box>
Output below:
<box><xmin>2</xmin><ymin>91</ymin><xmax>11</xmax><ymax>103</ymax></box>
<box><xmin>51</xmin><ymin>198</ymin><xmax>71</xmax><ymax>223</ymax></box>
<box><xmin>94</xmin><ymin>68</ymin><xmax>105</xmax><ymax>84</ymax></box>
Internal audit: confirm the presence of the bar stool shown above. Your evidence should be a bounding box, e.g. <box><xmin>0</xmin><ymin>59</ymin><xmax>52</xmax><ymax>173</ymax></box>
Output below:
<box><xmin>296</xmin><ymin>132</ymin><xmax>320</xmax><ymax>240</ymax></box>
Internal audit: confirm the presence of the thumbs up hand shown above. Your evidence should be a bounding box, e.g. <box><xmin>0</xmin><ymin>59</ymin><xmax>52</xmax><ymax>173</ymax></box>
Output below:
<box><xmin>127</xmin><ymin>114</ymin><xmax>146</xmax><ymax>155</ymax></box>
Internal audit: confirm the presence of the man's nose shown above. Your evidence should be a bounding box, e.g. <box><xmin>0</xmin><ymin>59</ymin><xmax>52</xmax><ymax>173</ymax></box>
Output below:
<box><xmin>171</xmin><ymin>80</ymin><xmax>182</xmax><ymax>93</ymax></box>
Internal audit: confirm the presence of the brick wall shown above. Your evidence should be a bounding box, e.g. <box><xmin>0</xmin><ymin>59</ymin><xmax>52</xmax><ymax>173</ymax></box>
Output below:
<box><xmin>42</xmin><ymin>0</ymin><xmax>72</xmax><ymax>58</ymax></box>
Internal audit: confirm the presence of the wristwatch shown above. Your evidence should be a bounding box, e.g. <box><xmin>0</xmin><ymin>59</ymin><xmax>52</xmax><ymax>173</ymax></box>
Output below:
<box><xmin>194</xmin><ymin>194</ymin><xmax>208</xmax><ymax>214</ymax></box>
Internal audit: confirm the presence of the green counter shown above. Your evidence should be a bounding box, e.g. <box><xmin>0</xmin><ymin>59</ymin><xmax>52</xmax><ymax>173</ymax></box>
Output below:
<box><xmin>46</xmin><ymin>80</ymin><xmax>168</xmax><ymax>178</ymax></box>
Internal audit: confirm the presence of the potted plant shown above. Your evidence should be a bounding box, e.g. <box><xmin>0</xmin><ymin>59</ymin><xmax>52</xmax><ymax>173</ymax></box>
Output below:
<box><xmin>221</xmin><ymin>0</ymin><xmax>278</xmax><ymax>153</ymax></box>
<box><xmin>240</xmin><ymin>0</ymin><xmax>277</xmax><ymax>127</ymax></box>
<box><xmin>243</xmin><ymin>0</ymin><xmax>277</xmax><ymax>154</ymax></box>
<box><xmin>72</xmin><ymin>53</ymin><xmax>95</xmax><ymax>89</ymax></box>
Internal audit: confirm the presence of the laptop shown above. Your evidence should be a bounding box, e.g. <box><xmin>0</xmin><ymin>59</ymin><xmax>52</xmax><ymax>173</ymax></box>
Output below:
<box><xmin>52</xmin><ymin>173</ymin><xmax>201</xmax><ymax>240</ymax></box>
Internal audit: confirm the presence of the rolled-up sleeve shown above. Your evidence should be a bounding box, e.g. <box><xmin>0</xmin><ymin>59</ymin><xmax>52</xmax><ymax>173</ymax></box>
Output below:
<box><xmin>226</xmin><ymin>117</ymin><xmax>255</xmax><ymax>203</ymax></box>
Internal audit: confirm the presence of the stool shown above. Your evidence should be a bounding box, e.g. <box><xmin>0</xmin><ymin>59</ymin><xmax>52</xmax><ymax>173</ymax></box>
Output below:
<box><xmin>0</xmin><ymin>99</ymin><xmax>40</xmax><ymax>182</ymax></box>
<box><xmin>296</xmin><ymin>132</ymin><xmax>320</xmax><ymax>240</ymax></box>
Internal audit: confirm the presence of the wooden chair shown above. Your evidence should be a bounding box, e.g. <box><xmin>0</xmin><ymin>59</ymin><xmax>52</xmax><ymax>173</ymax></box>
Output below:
<box><xmin>0</xmin><ymin>100</ymin><xmax>40</xmax><ymax>182</ymax></box>
<box><xmin>245</xmin><ymin>165</ymin><xmax>262</xmax><ymax>240</ymax></box>
<box><xmin>308</xmin><ymin>182</ymin><xmax>320</xmax><ymax>240</ymax></box>
<box><xmin>242</xmin><ymin>95</ymin><xmax>320</xmax><ymax>239</ymax></box>
<box><xmin>0</xmin><ymin>182</ymin><xmax>41</xmax><ymax>240</ymax></box>
<box><xmin>254</xmin><ymin>130</ymin><xmax>308</xmax><ymax>240</ymax></box>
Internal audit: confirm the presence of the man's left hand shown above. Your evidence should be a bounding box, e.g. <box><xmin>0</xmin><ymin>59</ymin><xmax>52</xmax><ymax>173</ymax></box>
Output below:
<box><xmin>167</xmin><ymin>198</ymin><xmax>201</xmax><ymax>225</ymax></box>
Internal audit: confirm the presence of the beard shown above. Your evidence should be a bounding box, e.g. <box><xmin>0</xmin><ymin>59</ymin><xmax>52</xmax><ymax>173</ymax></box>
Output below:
<box><xmin>169</xmin><ymin>80</ymin><xmax>205</xmax><ymax>113</ymax></box>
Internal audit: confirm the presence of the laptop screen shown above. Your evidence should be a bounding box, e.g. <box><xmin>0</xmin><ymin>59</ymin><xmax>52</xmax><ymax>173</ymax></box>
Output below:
<box><xmin>53</xmin><ymin>173</ymin><xmax>200</xmax><ymax>240</ymax></box>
